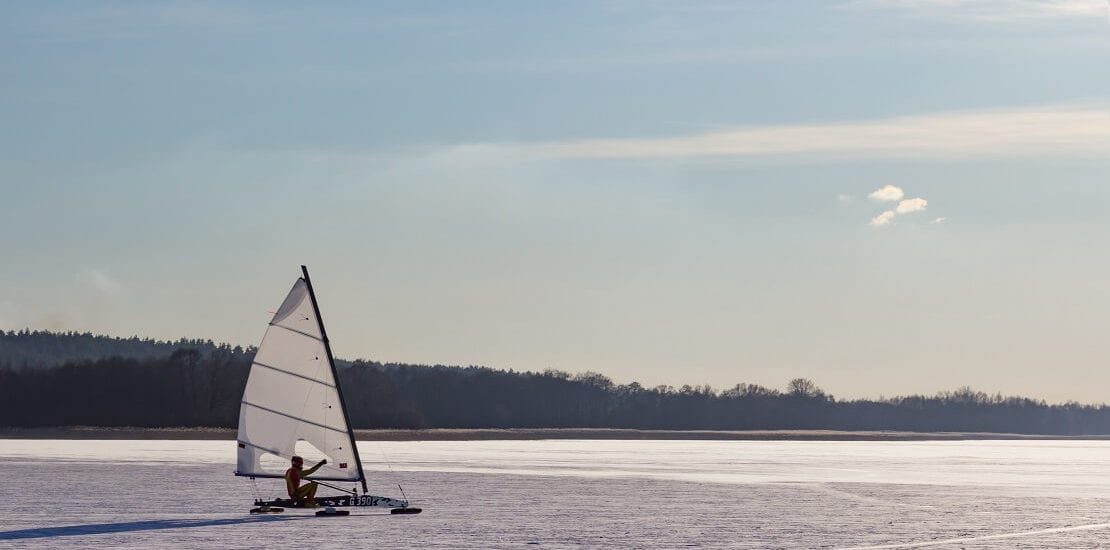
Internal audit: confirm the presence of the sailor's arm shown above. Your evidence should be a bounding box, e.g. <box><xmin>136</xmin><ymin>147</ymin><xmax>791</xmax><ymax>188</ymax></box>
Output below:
<box><xmin>303</xmin><ymin>459</ymin><xmax>327</xmax><ymax>476</ymax></box>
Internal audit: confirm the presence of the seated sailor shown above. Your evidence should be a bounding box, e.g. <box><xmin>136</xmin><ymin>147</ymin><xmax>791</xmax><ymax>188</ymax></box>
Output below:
<box><xmin>285</xmin><ymin>455</ymin><xmax>326</xmax><ymax>506</ymax></box>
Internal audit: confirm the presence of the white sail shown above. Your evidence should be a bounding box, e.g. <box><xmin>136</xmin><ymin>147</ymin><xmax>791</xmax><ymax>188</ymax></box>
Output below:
<box><xmin>236</xmin><ymin>278</ymin><xmax>361</xmax><ymax>481</ymax></box>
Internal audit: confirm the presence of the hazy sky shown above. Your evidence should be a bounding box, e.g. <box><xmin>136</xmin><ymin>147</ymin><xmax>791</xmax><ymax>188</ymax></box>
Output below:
<box><xmin>3</xmin><ymin>1</ymin><xmax>1110</xmax><ymax>402</ymax></box>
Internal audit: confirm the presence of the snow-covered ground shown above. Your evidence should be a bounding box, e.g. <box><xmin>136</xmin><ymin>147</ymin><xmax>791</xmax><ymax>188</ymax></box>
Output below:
<box><xmin>2</xmin><ymin>439</ymin><xmax>1110</xmax><ymax>548</ymax></box>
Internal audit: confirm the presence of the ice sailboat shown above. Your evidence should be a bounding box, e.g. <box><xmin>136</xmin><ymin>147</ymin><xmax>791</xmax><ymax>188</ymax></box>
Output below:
<box><xmin>234</xmin><ymin>265</ymin><xmax>420</xmax><ymax>515</ymax></box>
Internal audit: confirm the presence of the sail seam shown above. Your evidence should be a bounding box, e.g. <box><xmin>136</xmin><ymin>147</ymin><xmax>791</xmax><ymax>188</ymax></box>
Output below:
<box><xmin>241</xmin><ymin>400</ymin><xmax>348</xmax><ymax>435</ymax></box>
<box><xmin>269</xmin><ymin>322</ymin><xmax>323</xmax><ymax>342</ymax></box>
<box><xmin>252</xmin><ymin>361</ymin><xmax>336</xmax><ymax>388</ymax></box>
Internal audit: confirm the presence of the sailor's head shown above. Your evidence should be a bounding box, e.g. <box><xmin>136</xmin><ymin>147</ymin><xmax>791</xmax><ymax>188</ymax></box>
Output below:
<box><xmin>291</xmin><ymin>455</ymin><xmax>304</xmax><ymax>467</ymax></box>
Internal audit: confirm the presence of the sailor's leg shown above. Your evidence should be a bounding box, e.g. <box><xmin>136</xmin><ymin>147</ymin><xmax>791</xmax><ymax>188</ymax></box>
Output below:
<box><xmin>293</xmin><ymin>483</ymin><xmax>318</xmax><ymax>506</ymax></box>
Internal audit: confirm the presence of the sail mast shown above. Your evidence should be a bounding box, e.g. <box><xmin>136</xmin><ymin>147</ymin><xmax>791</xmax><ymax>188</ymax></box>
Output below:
<box><xmin>300</xmin><ymin>265</ymin><xmax>369</xmax><ymax>494</ymax></box>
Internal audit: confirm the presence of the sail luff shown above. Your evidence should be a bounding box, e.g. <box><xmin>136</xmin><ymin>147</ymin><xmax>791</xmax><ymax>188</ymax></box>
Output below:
<box><xmin>300</xmin><ymin>265</ymin><xmax>369</xmax><ymax>494</ymax></box>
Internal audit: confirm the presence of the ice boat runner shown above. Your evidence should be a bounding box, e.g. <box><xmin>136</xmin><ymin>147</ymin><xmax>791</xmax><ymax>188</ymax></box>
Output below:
<box><xmin>235</xmin><ymin>265</ymin><xmax>420</xmax><ymax>515</ymax></box>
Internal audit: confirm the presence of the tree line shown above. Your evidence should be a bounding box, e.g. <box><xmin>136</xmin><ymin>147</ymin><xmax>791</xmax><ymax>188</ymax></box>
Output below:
<box><xmin>0</xmin><ymin>329</ymin><xmax>251</xmax><ymax>369</ymax></box>
<box><xmin>1</xmin><ymin>330</ymin><xmax>1109</xmax><ymax>434</ymax></box>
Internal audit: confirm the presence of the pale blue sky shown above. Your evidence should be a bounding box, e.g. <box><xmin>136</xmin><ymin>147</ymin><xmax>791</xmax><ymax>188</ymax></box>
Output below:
<box><xmin>3</xmin><ymin>1</ymin><xmax>1110</xmax><ymax>401</ymax></box>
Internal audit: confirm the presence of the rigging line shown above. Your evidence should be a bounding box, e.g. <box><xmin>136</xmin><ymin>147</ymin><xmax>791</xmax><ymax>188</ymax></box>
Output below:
<box><xmin>250</xmin><ymin>477</ymin><xmax>262</xmax><ymax>502</ymax></box>
<box><xmin>313</xmin><ymin>480</ymin><xmax>356</xmax><ymax>495</ymax></box>
<box><xmin>375</xmin><ymin>443</ymin><xmax>408</xmax><ymax>502</ymax></box>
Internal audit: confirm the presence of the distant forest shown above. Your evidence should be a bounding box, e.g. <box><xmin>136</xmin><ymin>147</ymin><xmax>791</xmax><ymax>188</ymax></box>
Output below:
<box><xmin>3</xmin><ymin>329</ymin><xmax>1110</xmax><ymax>434</ymax></box>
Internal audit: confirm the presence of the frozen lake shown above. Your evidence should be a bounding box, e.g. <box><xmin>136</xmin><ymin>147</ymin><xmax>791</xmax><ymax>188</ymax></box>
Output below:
<box><xmin>2</xmin><ymin>439</ymin><xmax>1110</xmax><ymax>548</ymax></box>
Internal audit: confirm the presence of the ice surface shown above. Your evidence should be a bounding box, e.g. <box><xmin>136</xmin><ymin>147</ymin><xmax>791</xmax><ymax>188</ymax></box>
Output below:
<box><xmin>2</xmin><ymin>439</ymin><xmax>1110</xmax><ymax>548</ymax></box>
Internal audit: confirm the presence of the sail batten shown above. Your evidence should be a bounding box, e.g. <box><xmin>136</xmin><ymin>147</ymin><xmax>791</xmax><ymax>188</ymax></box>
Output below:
<box><xmin>269</xmin><ymin>322</ymin><xmax>325</xmax><ymax>342</ymax></box>
<box><xmin>251</xmin><ymin>360</ymin><xmax>337</xmax><ymax>388</ymax></box>
<box><xmin>241</xmin><ymin>400</ymin><xmax>351</xmax><ymax>435</ymax></box>
<box><xmin>235</xmin><ymin>276</ymin><xmax>361</xmax><ymax>482</ymax></box>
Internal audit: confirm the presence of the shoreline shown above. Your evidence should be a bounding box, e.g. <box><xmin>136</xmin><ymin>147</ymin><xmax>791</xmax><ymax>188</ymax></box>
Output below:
<box><xmin>3</xmin><ymin>427</ymin><xmax>1110</xmax><ymax>441</ymax></box>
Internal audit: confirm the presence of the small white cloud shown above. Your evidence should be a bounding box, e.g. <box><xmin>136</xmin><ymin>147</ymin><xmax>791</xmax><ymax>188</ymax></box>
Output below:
<box><xmin>868</xmin><ymin>185</ymin><xmax>905</xmax><ymax>202</ymax></box>
<box><xmin>930</xmin><ymin>217</ymin><xmax>947</xmax><ymax>224</ymax></box>
<box><xmin>895</xmin><ymin>197</ymin><xmax>928</xmax><ymax>214</ymax></box>
<box><xmin>870</xmin><ymin>210</ymin><xmax>896</xmax><ymax>226</ymax></box>
<box><xmin>77</xmin><ymin>268</ymin><xmax>122</xmax><ymax>296</ymax></box>
<box><xmin>837</xmin><ymin>194</ymin><xmax>856</xmax><ymax>204</ymax></box>
<box><xmin>866</xmin><ymin>189</ymin><xmax>937</xmax><ymax>227</ymax></box>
